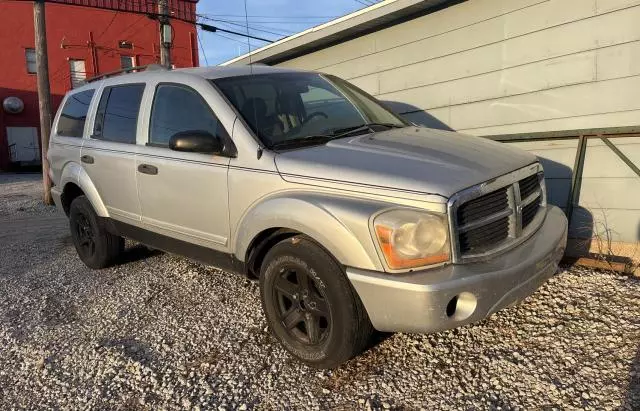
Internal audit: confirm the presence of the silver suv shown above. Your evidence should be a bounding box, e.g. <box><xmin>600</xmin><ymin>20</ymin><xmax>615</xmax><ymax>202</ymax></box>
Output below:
<box><xmin>48</xmin><ymin>65</ymin><xmax>567</xmax><ymax>368</ymax></box>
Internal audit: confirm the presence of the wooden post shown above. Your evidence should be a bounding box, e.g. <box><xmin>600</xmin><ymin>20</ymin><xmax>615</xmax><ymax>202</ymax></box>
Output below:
<box><xmin>88</xmin><ymin>31</ymin><xmax>100</xmax><ymax>77</ymax></box>
<box><xmin>33</xmin><ymin>0</ymin><xmax>53</xmax><ymax>205</ymax></box>
<box><xmin>158</xmin><ymin>0</ymin><xmax>171</xmax><ymax>67</ymax></box>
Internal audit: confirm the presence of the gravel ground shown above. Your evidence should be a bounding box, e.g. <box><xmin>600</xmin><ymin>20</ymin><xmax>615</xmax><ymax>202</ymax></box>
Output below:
<box><xmin>0</xmin><ymin>173</ymin><xmax>57</xmax><ymax>217</ymax></box>
<box><xmin>0</xmin><ymin>173</ymin><xmax>638</xmax><ymax>410</ymax></box>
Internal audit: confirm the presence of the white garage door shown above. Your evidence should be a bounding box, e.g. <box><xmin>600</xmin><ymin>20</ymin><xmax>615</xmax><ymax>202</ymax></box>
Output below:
<box><xmin>6</xmin><ymin>127</ymin><xmax>40</xmax><ymax>163</ymax></box>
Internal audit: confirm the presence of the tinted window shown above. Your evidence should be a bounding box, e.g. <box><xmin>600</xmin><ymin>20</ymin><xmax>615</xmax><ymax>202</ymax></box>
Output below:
<box><xmin>56</xmin><ymin>89</ymin><xmax>95</xmax><ymax>137</ymax></box>
<box><xmin>94</xmin><ymin>84</ymin><xmax>144</xmax><ymax>144</ymax></box>
<box><xmin>149</xmin><ymin>84</ymin><xmax>219</xmax><ymax>146</ymax></box>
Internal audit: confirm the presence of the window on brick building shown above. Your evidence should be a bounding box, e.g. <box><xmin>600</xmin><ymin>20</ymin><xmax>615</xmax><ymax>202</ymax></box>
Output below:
<box><xmin>120</xmin><ymin>55</ymin><xmax>135</xmax><ymax>69</ymax></box>
<box><xmin>25</xmin><ymin>49</ymin><xmax>36</xmax><ymax>74</ymax></box>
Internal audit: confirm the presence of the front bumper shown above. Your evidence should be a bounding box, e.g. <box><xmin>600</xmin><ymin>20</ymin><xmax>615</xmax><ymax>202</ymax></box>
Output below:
<box><xmin>347</xmin><ymin>205</ymin><xmax>568</xmax><ymax>333</ymax></box>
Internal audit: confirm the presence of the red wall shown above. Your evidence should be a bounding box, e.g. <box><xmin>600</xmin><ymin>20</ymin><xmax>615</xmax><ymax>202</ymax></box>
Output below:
<box><xmin>0</xmin><ymin>1</ymin><xmax>198</xmax><ymax>170</ymax></box>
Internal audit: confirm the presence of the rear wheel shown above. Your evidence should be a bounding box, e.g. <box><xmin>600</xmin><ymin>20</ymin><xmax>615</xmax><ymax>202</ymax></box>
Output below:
<box><xmin>260</xmin><ymin>236</ymin><xmax>373</xmax><ymax>368</ymax></box>
<box><xmin>69</xmin><ymin>195</ymin><xmax>123</xmax><ymax>269</ymax></box>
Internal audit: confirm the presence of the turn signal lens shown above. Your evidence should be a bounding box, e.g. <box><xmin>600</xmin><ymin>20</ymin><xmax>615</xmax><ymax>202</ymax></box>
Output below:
<box><xmin>374</xmin><ymin>209</ymin><xmax>450</xmax><ymax>270</ymax></box>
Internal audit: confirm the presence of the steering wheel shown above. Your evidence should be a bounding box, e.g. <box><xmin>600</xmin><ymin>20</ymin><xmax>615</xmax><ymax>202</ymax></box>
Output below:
<box><xmin>302</xmin><ymin>111</ymin><xmax>328</xmax><ymax>126</ymax></box>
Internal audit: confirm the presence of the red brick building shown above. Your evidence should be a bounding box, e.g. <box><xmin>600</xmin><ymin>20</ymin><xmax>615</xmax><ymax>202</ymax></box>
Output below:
<box><xmin>0</xmin><ymin>0</ymin><xmax>199</xmax><ymax>170</ymax></box>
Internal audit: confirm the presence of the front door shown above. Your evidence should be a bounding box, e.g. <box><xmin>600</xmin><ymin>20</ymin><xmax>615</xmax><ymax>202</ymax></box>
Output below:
<box><xmin>136</xmin><ymin>83</ymin><xmax>230</xmax><ymax>251</ymax></box>
<box><xmin>81</xmin><ymin>82</ymin><xmax>145</xmax><ymax>224</ymax></box>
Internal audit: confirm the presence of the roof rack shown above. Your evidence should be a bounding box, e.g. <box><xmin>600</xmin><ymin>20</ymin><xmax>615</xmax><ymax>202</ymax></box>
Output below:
<box><xmin>85</xmin><ymin>64</ymin><xmax>169</xmax><ymax>83</ymax></box>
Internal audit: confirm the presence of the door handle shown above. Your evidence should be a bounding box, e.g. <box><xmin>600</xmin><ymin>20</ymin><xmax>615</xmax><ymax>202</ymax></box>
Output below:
<box><xmin>138</xmin><ymin>164</ymin><xmax>158</xmax><ymax>175</ymax></box>
<box><xmin>81</xmin><ymin>155</ymin><xmax>94</xmax><ymax>164</ymax></box>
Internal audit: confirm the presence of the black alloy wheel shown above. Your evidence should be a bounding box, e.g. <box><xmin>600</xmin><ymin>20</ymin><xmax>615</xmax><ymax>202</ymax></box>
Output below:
<box><xmin>69</xmin><ymin>195</ymin><xmax>124</xmax><ymax>269</ymax></box>
<box><xmin>73</xmin><ymin>212</ymin><xmax>96</xmax><ymax>258</ymax></box>
<box><xmin>273</xmin><ymin>264</ymin><xmax>331</xmax><ymax>346</ymax></box>
<box><xmin>260</xmin><ymin>236</ymin><xmax>374</xmax><ymax>368</ymax></box>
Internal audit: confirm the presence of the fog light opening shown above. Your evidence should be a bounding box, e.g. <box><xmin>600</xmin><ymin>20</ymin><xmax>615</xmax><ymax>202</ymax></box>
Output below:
<box><xmin>446</xmin><ymin>292</ymin><xmax>477</xmax><ymax>321</ymax></box>
<box><xmin>446</xmin><ymin>296</ymin><xmax>458</xmax><ymax>318</ymax></box>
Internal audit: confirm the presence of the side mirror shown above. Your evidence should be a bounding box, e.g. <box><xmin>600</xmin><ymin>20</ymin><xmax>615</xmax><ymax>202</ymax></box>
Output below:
<box><xmin>169</xmin><ymin>130</ymin><xmax>223</xmax><ymax>154</ymax></box>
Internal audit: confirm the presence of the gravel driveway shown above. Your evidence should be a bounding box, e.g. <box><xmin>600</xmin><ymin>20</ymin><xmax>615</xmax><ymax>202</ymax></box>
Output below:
<box><xmin>0</xmin><ymin>173</ymin><xmax>638</xmax><ymax>410</ymax></box>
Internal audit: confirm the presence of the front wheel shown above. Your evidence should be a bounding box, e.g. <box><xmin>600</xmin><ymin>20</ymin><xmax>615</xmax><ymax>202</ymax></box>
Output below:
<box><xmin>69</xmin><ymin>195</ymin><xmax>124</xmax><ymax>269</ymax></box>
<box><xmin>259</xmin><ymin>236</ymin><xmax>373</xmax><ymax>368</ymax></box>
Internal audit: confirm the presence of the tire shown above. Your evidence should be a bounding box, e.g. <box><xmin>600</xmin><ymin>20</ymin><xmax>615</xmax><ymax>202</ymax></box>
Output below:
<box><xmin>69</xmin><ymin>195</ymin><xmax>124</xmax><ymax>269</ymax></box>
<box><xmin>260</xmin><ymin>236</ymin><xmax>373</xmax><ymax>368</ymax></box>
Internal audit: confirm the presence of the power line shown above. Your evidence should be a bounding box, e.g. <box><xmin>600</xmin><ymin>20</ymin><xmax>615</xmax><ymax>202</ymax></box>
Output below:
<box><xmin>213</xmin><ymin>19</ymin><xmax>294</xmax><ymax>36</ymax></box>
<box><xmin>197</xmin><ymin>15</ymin><xmax>287</xmax><ymax>38</ymax></box>
<box><xmin>95</xmin><ymin>10</ymin><xmax>119</xmax><ymax>40</ymax></box>
<box><xmin>353</xmin><ymin>0</ymin><xmax>374</xmax><ymax>6</ymax></box>
<box><xmin>196</xmin><ymin>29</ymin><xmax>209</xmax><ymax>66</ymax></box>
<box><xmin>211</xmin><ymin>32</ymin><xmax>255</xmax><ymax>45</ymax></box>
<box><xmin>211</xmin><ymin>20</ymin><xmax>298</xmax><ymax>36</ymax></box>
<box><xmin>198</xmin><ymin>19</ymin><xmax>327</xmax><ymax>25</ymax></box>
<box><xmin>203</xmin><ymin>14</ymin><xmax>339</xmax><ymax>19</ymax></box>
<box><xmin>198</xmin><ymin>23</ymin><xmax>274</xmax><ymax>43</ymax></box>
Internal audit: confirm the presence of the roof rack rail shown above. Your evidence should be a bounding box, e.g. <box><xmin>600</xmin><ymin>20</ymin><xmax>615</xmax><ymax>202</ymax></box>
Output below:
<box><xmin>85</xmin><ymin>64</ymin><xmax>168</xmax><ymax>83</ymax></box>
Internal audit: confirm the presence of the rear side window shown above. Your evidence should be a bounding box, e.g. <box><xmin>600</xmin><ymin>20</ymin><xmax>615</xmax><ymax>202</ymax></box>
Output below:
<box><xmin>149</xmin><ymin>84</ymin><xmax>219</xmax><ymax>146</ymax></box>
<box><xmin>56</xmin><ymin>89</ymin><xmax>95</xmax><ymax>137</ymax></box>
<box><xmin>93</xmin><ymin>83</ymin><xmax>145</xmax><ymax>144</ymax></box>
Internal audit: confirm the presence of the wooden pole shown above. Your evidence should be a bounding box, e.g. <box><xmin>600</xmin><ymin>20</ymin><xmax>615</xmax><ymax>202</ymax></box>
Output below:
<box><xmin>33</xmin><ymin>0</ymin><xmax>53</xmax><ymax>205</ymax></box>
<box><xmin>158</xmin><ymin>0</ymin><xmax>171</xmax><ymax>67</ymax></box>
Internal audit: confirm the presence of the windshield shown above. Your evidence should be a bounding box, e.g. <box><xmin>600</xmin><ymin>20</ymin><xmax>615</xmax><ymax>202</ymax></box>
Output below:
<box><xmin>212</xmin><ymin>72</ymin><xmax>408</xmax><ymax>149</ymax></box>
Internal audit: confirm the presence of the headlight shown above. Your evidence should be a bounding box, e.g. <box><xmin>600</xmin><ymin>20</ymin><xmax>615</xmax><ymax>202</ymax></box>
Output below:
<box><xmin>373</xmin><ymin>209</ymin><xmax>450</xmax><ymax>270</ymax></box>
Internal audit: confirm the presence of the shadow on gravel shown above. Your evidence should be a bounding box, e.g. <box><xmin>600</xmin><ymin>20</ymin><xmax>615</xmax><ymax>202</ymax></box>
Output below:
<box><xmin>114</xmin><ymin>244</ymin><xmax>163</xmax><ymax>266</ymax></box>
<box><xmin>368</xmin><ymin>331</ymin><xmax>393</xmax><ymax>350</ymax></box>
<box><xmin>624</xmin><ymin>343</ymin><xmax>640</xmax><ymax>409</ymax></box>
<box><xmin>97</xmin><ymin>337</ymin><xmax>156</xmax><ymax>364</ymax></box>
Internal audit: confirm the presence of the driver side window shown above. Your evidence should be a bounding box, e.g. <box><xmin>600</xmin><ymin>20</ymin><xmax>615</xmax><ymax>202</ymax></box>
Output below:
<box><xmin>149</xmin><ymin>84</ymin><xmax>219</xmax><ymax>146</ymax></box>
<box><xmin>300</xmin><ymin>85</ymin><xmax>361</xmax><ymax>130</ymax></box>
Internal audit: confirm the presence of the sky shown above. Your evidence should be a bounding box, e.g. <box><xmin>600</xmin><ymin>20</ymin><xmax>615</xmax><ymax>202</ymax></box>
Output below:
<box><xmin>195</xmin><ymin>0</ymin><xmax>380</xmax><ymax>65</ymax></box>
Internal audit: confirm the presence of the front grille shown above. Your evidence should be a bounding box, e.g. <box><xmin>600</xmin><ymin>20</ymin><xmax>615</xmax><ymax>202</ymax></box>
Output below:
<box><xmin>519</xmin><ymin>174</ymin><xmax>539</xmax><ymax>199</ymax></box>
<box><xmin>451</xmin><ymin>165</ymin><xmax>546</xmax><ymax>261</ymax></box>
<box><xmin>456</xmin><ymin>187</ymin><xmax>509</xmax><ymax>254</ymax></box>
<box><xmin>459</xmin><ymin>216</ymin><xmax>509</xmax><ymax>254</ymax></box>
<box><xmin>457</xmin><ymin>187</ymin><xmax>508</xmax><ymax>226</ymax></box>
<box><xmin>522</xmin><ymin>195</ymin><xmax>541</xmax><ymax>229</ymax></box>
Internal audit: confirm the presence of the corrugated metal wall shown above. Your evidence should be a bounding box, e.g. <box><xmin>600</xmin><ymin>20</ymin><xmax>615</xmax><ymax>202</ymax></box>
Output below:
<box><xmin>278</xmin><ymin>0</ymin><xmax>640</xmax><ymax>136</ymax></box>
<box><xmin>274</xmin><ymin>0</ymin><xmax>640</xmax><ymax>252</ymax></box>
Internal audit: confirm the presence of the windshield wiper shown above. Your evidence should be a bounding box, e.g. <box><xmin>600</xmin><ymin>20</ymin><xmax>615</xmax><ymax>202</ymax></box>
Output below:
<box><xmin>331</xmin><ymin>122</ymin><xmax>405</xmax><ymax>138</ymax></box>
<box><xmin>270</xmin><ymin>135</ymin><xmax>333</xmax><ymax>150</ymax></box>
<box><xmin>269</xmin><ymin>123</ymin><xmax>405</xmax><ymax>150</ymax></box>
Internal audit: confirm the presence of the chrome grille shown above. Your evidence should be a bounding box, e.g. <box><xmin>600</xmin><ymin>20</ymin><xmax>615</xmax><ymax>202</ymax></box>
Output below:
<box><xmin>519</xmin><ymin>174</ymin><xmax>539</xmax><ymax>200</ymax></box>
<box><xmin>448</xmin><ymin>163</ymin><xmax>547</xmax><ymax>263</ymax></box>
<box><xmin>456</xmin><ymin>187</ymin><xmax>509</xmax><ymax>226</ymax></box>
<box><xmin>456</xmin><ymin>187</ymin><xmax>510</xmax><ymax>254</ymax></box>
<box><xmin>522</xmin><ymin>195</ymin><xmax>542</xmax><ymax>229</ymax></box>
<box><xmin>459</xmin><ymin>215</ymin><xmax>510</xmax><ymax>254</ymax></box>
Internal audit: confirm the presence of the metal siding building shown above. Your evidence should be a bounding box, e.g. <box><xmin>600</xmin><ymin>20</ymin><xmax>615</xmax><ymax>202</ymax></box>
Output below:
<box><xmin>225</xmin><ymin>0</ymin><xmax>640</xmax><ymax>261</ymax></box>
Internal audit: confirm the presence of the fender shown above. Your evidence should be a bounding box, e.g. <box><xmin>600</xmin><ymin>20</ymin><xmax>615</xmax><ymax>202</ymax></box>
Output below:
<box><xmin>60</xmin><ymin>161</ymin><xmax>109</xmax><ymax>217</ymax></box>
<box><xmin>233</xmin><ymin>192</ymin><xmax>393</xmax><ymax>272</ymax></box>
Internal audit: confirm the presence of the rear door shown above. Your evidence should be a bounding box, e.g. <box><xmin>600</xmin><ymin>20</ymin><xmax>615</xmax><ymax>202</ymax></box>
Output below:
<box><xmin>81</xmin><ymin>82</ymin><xmax>145</xmax><ymax>224</ymax></box>
<box><xmin>135</xmin><ymin>81</ymin><xmax>231</xmax><ymax>251</ymax></box>
<box><xmin>49</xmin><ymin>88</ymin><xmax>96</xmax><ymax>184</ymax></box>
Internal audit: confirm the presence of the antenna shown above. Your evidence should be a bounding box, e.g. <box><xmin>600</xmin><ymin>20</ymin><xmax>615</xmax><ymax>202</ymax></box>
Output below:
<box><xmin>243</xmin><ymin>0</ymin><xmax>253</xmax><ymax>72</ymax></box>
<box><xmin>244</xmin><ymin>0</ymin><xmax>263</xmax><ymax>158</ymax></box>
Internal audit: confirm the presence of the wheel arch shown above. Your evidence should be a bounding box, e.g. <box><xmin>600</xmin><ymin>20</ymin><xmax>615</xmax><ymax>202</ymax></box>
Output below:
<box><xmin>235</xmin><ymin>194</ymin><xmax>386</xmax><ymax>276</ymax></box>
<box><xmin>59</xmin><ymin>161</ymin><xmax>109</xmax><ymax>217</ymax></box>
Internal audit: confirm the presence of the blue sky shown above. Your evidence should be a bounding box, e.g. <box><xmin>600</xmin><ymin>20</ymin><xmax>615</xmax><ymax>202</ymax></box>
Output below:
<box><xmin>196</xmin><ymin>0</ymin><xmax>377</xmax><ymax>65</ymax></box>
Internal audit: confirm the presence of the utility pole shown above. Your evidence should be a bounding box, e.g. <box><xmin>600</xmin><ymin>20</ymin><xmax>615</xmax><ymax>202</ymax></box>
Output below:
<box><xmin>33</xmin><ymin>0</ymin><xmax>53</xmax><ymax>205</ymax></box>
<box><xmin>158</xmin><ymin>0</ymin><xmax>171</xmax><ymax>67</ymax></box>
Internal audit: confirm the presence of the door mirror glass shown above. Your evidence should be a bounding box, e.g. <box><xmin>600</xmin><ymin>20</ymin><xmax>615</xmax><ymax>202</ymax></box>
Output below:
<box><xmin>169</xmin><ymin>131</ymin><xmax>223</xmax><ymax>154</ymax></box>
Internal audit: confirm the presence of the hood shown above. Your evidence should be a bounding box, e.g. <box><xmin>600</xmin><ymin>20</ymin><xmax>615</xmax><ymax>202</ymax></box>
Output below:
<box><xmin>274</xmin><ymin>127</ymin><xmax>537</xmax><ymax>198</ymax></box>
